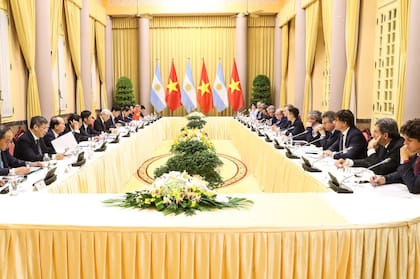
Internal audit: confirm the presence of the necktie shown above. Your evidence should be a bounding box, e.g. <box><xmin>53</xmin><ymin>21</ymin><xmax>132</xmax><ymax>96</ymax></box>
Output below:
<box><xmin>35</xmin><ymin>139</ymin><xmax>42</xmax><ymax>156</ymax></box>
<box><xmin>414</xmin><ymin>156</ymin><xmax>420</xmax><ymax>176</ymax></box>
<box><xmin>340</xmin><ymin>134</ymin><xmax>345</xmax><ymax>151</ymax></box>
<box><xmin>0</xmin><ymin>155</ymin><xmax>4</xmax><ymax>169</ymax></box>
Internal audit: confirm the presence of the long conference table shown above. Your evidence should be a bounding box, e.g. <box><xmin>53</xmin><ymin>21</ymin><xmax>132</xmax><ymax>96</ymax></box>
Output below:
<box><xmin>1</xmin><ymin>117</ymin><xmax>420</xmax><ymax>279</ymax></box>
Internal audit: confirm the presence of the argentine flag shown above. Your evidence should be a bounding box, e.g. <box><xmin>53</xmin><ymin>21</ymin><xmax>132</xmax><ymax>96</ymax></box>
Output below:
<box><xmin>181</xmin><ymin>61</ymin><xmax>197</xmax><ymax>113</ymax></box>
<box><xmin>150</xmin><ymin>61</ymin><xmax>166</xmax><ymax>112</ymax></box>
<box><xmin>212</xmin><ymin>61</ymin><xmax>228</xmax><ymax>112</ymax></box>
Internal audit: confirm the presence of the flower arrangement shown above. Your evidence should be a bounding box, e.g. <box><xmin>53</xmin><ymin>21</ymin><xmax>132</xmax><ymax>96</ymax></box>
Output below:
<box><xmin>104</xmin><ymin>171</ymin><xmax>253</xmax><ymax>215</ymax></box>
<box><xmin>172</xmin><ymin>127</ymin><xmax>215</xmax><ymax>151</ymax></box>
<box><xmin>186</xmin><ymin>112</ymin><xmax>206</xmax><ymax>130</ymax></box>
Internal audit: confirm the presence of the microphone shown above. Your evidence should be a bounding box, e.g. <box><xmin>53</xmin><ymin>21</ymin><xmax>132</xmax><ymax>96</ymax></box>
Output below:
<box><xmin>303</xmin><ymin>137</ymin><xmax>323</xmax><ymax>146</ymax></box>
<box><xmin>308</xmin><ymin>147</ymin><xmax>354</xmax><ymax>167</ymax></box>
<box><xmin>280</xmin><ymin>126</ymin><xmax>294</xmax><ymax>132</ymax></box>
<box><xmin>367</xmin><ymin>158</ymin><xmax>391</xmax><ymax>171</ymax></box>
<box><xmin>289</xmin><ymin>130</ymin><xmax>309</xmax><ymax>140</ymax></box>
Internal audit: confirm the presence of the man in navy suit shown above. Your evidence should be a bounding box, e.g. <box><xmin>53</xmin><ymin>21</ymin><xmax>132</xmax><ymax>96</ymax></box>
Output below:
<box><xmin>332</xmin><ymin>109</ymin><xmax>367</xmax><ymax>160</ymax></box>
<box><xmin>337</xmin><ymin>118</ymin><xmax>404</xmax><ymax>175</ymax></box>
<box><xmin>14</xmin><ymin>116</ymin><xmax>51</xmax><ymax>162</ymax></box>
<box><xmin>80</xmin><ymin>110</ymin><xmax>101</xmax><ymax>137</ymax></box>
<box><xmin>94</xmin><ymin>109</ymin><xmax>112</xmax><ymax>133</ymax></box>
<box><xmin>318</xmin><ymin>111</ymin><xmax>341</xmax><ymax>151</ymax></box>
<box><xmin>372</xmin><ymin>118</ymin><xmax>420</xmax><ymax>194</ymax></box>
<box><xmin>0</xmin><ymin>126</ymin><xmax>32</xmax><ymax>176</ymax></box>
<box><xmin>284</xmin><ymin>106</ymin><xmax>305</xmax><ymax>137</ymax></box>
<box><xmin>43</xmin><ymin>116</ymin><xmax>66</xmax><ymax>154</ymax></box>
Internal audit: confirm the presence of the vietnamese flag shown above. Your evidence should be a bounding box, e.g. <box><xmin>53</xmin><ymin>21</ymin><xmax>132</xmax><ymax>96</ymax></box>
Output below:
<box><xmin>227</xmin><ymin>60</ymin><xmax>244</xmax><ymax>111</ymax></box>
<box><xmin>197</xmin><ymin>60</ymin><xmax>213</xmax><ymax>114</ymax></box>
<box><xmin>165</xmin><ymin>61</ymin><xmax>181</xmax><ymax>111</ymax></box>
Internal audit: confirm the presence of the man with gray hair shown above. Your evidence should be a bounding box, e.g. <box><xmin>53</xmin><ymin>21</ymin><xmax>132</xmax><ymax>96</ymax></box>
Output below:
<box><xmin>337</xmin><ymin>118</ymin><xmax>404</xmax><ymax>175</ymax></box>
<box><xmin>94</xmin><ymin>109</ymin><xmax>112</xmax><ymax>133</ymax></box>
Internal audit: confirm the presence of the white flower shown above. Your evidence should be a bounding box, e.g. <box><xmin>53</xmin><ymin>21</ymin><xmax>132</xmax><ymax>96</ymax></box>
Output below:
<box><xmin>215</xmin><ymin>194</ymin><xmax>229</xmax><ymax>203</ymax></box>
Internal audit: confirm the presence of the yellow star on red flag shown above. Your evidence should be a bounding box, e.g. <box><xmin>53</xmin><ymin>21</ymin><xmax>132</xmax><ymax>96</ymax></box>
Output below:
<box><xmin>166</xmin><ymin>79</ymin><xmax>178</xmax><ymax>94</ymax></box>
<box><xmin>228</xmin><ymin>79</ymin><xmax>240</xmax><ymax>93</ymax></box>
<box><xmin>198</xmin><ymin>81</ymin><xmax>210</xmax><ymax>96</ymax></box>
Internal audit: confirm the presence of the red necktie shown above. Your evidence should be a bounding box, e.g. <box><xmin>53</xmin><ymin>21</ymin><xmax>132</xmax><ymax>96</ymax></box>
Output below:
<box><xmin>414</xmin><ymin>156</ymin><xmax>420</xmax><ymax>176</ymax></box>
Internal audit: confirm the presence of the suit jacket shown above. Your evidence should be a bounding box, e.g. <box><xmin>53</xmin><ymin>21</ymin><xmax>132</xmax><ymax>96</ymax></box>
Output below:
<box><xmin>80</xmin><ymin>124</ymin><xmax>100</xmax><ymax>137</ymax></box>
<box><xmin>0</xmin><ymin>150</ymin><xmax>25</xmax><ymax>176</ymax></box>
<box><xmin>285</xmin><ymin>118</ymin><xmax>305</xmax><ymax>137</ymax></box>
<box><xmin>106</xmin><ymin>117</ymin><xmax>116</xmax><ymax>129</ymax></box>
<box><xmin>353</xmin><ymin>137</ymin><xmax>404</xmax><ymax>175</ymax></box>
<box><xmin>320</xmin><ymin>130</ymin><xmax>342</xmax><ymax>151</ymax></box>
<box><xmin>333</xmin><ymin>127</ymin><xmax>367</xmax><ymax>160</ymax></box>
<box><xmin>385</xmin><ymin>155</ymin><xmax>420</xmax><ymax>194</ymax></box>
<box><xmin>43</xmin><ymin>128</ymin><xmax>59</xmax><ymax>154</ymax></box>
<box><xmin>63</xmin><ymin>125</ymin><xmax>87</xmax><ymax>143</ymax></box>
<box><xmin>274</xmin><ymin>117</ymin><xmax>289</xmax><ymax>130</ymax></box>
<box><xmin>14</xmin><ymin>131</ymin><xmax>45</xmax><ymax>162</ymax></box>
<box><xmin>93</xmin><ymin>117</ymin><xmax>107</xmax><ymax>133</ymax></box>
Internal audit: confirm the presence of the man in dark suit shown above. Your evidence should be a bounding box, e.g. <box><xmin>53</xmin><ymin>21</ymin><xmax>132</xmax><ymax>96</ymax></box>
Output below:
<box><xmin>14</xmin><ymin>116</ymin><xmax>51</xmax><ymax>162</ymax></box>
<box><xmin>43</xmin><ymin>116</ymin><xmax>66</xmax><ymax>154</ymax></box>
<box><xmin>106</xmin><ymin>106</ymin><xmax>121</xmax><ymax>129</ymax></box>
<box><xmin>0</xmin><ymin>126</ymin><xmax>32</xmax><ymax>176</ymax></box>
<box><xmin>318</xmin><ymin>111</ymin><xmax>341</xmax><ymax>151</ymax></box>
<box><xmin>332</xmin><ymin>109</ymin><xmax>367</xmax><ymax>160</ymax></box>
<box><xmin>372</xmin><ymin>118</ymin><xmax>420</xmax><ymax>194</ymax></box>
<box><xmin>94</xmin><ymin>109</ymin><xmax>111</xmax><ymax>133</ymax></box>
<box><xmin>337</xmin><ymin>118</ymin><xmax>404</xmax><ymax>175</ymax></box>
<box><xmin>80</xmin><ymin>110</ymin><xmax>100</xmax><ymax>137</ymax></box>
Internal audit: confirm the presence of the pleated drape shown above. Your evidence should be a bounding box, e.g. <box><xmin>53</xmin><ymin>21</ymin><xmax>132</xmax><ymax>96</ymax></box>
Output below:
<box><xmin>9</xmin><ymin>0</ymin><xmax>41</xmax><ymax>120</ymax></box>
<box><xmin>247</xmin><ymin>16</ymin><xmax>276</xmax><ymax>106</ymax></box>
<box><xmin>149</xmin><ymin>16</ymin><xmax>236</xmax><ymax>116</ymax></box>
<box><xmin>279</xmin><ymin>24</ymin><xmax>289</xmax><ymax>107</ymax></box>
<box><xmin>64</xmin><ymin>0</ymin><xmax>85</xmax><ymax>113</ymax></box>
<box><xmin>395</xmin><ymin>0</ymin><xmax>410</xmax><ymax>126</ymax></box>
<box><xmin>112</xmin><ymin>18</ymin><xmax>139</xmax><ymax>105</ymax></box>
<box><xmin>50</xmin><ymin>0</ymin><xmax>63</xmax><ymax>115</ymax></box>
<box><xmin>302</xmin><ymin>0</ymin><xmax>320</xmax><ymax>118</ymax></box>
<box><xmin>321</xmin><ymin>0</ymin><xmax>332</xmax><ymax>110</ymax></box>
<box><xmin>0</xmin><ymin>0</ymin><xmax>7</xmax><ymax>11</ymax></box>
<box><xmin>341</xmin><ymin>0</ymin><xmax>360</xmax><ymax>109</ymax></box>
<box><xmin>89</xmin><ymin>17</ymin><xmax>96</xmax><ymax>112</ymax></box>
<box><xmin>95</xmin><ymin>21</ymin><xmax>107</xmax><ymax>108</ymax></box>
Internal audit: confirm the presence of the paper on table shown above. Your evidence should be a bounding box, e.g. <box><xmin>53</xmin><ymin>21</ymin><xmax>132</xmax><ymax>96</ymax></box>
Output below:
<box><xmin>51</xmin><ymin>132</ymin><xmax>78</xmax><ymax>154</ymax></box>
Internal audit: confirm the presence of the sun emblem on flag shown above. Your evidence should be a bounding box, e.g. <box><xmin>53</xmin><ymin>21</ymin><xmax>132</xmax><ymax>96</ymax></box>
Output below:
<box><xmin>216</xmin><ymin>84</ymin><xmax>222</xmax><ymax>90</ymax></box>
<box><xmin>154</xmin><ymin>84</ymin><xmax>161</xmax><ymax>91</ymax></box>
<box><xmin>185</xmin><ymin>84</ymin><xmax>192</xmax><ymax>91</ymax></box>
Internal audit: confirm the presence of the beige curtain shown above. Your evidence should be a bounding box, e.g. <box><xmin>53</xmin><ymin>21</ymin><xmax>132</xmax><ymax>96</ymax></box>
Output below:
<box><xmin>302</xmin><ymin>1</ymin><xmax>320</xmax><ymax>118</ymax></box>
<box><xmin>64</xmin><ymin>0</ymin><xmax>85</xmax><ymax>113</ymax></box>
<box><xmin>112</xmin><ymin>18</ymin><xmax>139</xmax><ymax>106</ymax></box>
<box><xmin>395</xmin><ymin>0</ymin><xmax>410</xmax><ymax>125</ymax></box>
<box><xmin>341</xmin><ymin>0</ymin><xmax>360</xmax><ymax>109</ymax></box>
<box><xmin>321</xmin><ymin>0</ymin><xmax>332</xmax><ymax>110</ymax></box>
<box><xmin>279</xmin><ymin>24</ymin><xmax>289</xmax><ymax>107</ymax></box>
<box><xmin>150</xmin><ymin>16</ymin><xmax>235</xmax><ymax>116</ymax></box>
<box><xmin>10</xmin><ymin>0</ymin><xmax>41</xmax><ymax>120</ymax></box>
<box><xmin>95</xmin><ymin>21</ymin><xmax>107</xmax><ymax>109</ymax></box>
<box><xmin>247</xmin><ymin>16</ymin><xmax>276</xmax><ymax>106</ymax></box>
<box><xmin>50</xmin><ymin>0</ymin><xmax>63</xmax><ymax>115</ymax></box>
<box><xmin>89</xmin><ymin>17</ymin><xmax>96</xmax><ymax>112</ymax></box>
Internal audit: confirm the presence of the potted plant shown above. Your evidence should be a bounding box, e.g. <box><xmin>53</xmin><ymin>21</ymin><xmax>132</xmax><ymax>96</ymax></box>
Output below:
<box><xmin>114</xmin><ymin>76</ymin><xmax>136</xmax><ymax>108</ymax></box>
<box><xmin>250</xmin><ymin>74</ymin><xmax>271</xmax><ymax>105</ymax></box>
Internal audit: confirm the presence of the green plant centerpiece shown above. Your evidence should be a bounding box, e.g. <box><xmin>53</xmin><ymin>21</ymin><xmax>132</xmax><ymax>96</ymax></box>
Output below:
<box><xmin>114</xmin><ymin>76</ymin><xmax>136</xmax><ymax>108</ymax></box>
<box><xmin>154</xmin><ymin>112</ymin><xmax>223</xmax><ymax>189</ymax></box>
<box><xmin>104</xmin><ymin>171</ymin><xmax>253</xmax><ymax>215</ymax></box>
<box><xmin>250</xmin><ymin>74</ymin><xmax>272</xmax><ymax>105</ymax></box>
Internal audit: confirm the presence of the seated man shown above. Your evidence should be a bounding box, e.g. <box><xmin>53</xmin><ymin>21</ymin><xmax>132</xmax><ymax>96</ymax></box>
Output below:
<box><xmin>318</xmin><ymin>111</ymin><xmax>341</xmax><ymax>151</ymax></box>
<box><xmin>64</xmin><ymin>113</ymin><xmax>88</xmax><ymax>143</ymax></box>
<box><xmin>94</xmin><ymin>109</ymin><xmax>112</xmax><ymax>133</ymax></box>
<box><xmin>272</xmin><ymin>108</ymin><xmax>288</xmax><ymax>130</ymax></box>
<box><xmin>106</xmin><ymin>106</ymin><xmax>121</xmax><ymax>129</ymax></box>
<box><xmin>43</xmin><ymin>116</ymin><xmax>66</xmax><ymax>154</ymax></box>
<box><xmin>332</xmin><ymin>109</ymin><xmax>367</xmax><ymax>160</ymax></box>
<box><xmin>0</xmin><ymin>126</ymin><xmax>42</xmax><ymax>176</ymax></box>
<box><xmin>336</xmin><ymin>118</ymin><xmax>404</xmax><ymax>175</ymax></box>
<box><xmin>80</xmin><ymin>110</ymin><xmax>100</xmax><ymax>137</ymax></box>
<box><xmin>371</xmin><ymin>118</ymin><xmax>420</xmax><ymax>194</ymax></box>
<box><xmin>301</xmin><ymin>110</ymin><xmax>322</xmax><ymax>143</ymax></box>
<box><xmin>14</xmin><ymin>116</ymin><xmax>51</xmax><ymax>162</ymax></box>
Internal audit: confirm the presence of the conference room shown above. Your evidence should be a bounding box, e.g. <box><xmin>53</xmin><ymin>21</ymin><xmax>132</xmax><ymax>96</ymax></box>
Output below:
<box><xmin>0</xmin><ymin>0</ymin><xmax>419</xmax><ymax>278</ymax></box>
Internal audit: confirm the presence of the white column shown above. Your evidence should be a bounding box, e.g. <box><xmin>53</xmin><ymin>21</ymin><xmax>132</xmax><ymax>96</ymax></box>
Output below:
<box><xmin>235</xmin><ymin>15</ymin><xmax>247</xmax><ymax>106</ymax></box>
<box><xmin>404</xmin><ymin>0</ymin><xmax>420</xmax><ymax>121</ymax></box>
<box><xmin>80</xmin><ymin>0</ymin><xmax>91</xmax><ymax>110</ymax></box>
<box><xmin>105</xmin><ymin>16</ymin><xmax>113</xmax><ymax>109</ymax></box>
<box><xmin>294</xmin><ymin>0</ymin><xmax>305</xmax><ymax>110</ymax></box>
<box><xmin>35</xmin><ymin>0</ymin><xmax>53</xmax><ymax>118</ymax></box>
<box><xmin>273</xmin><ymin>13</ymin><xmax>282</xmax><ymax>107</ymax></box>
<box><xmin>138</xmin><ymin>17</ymin><xmax>151</xmax><ymax>113</ymax></box>
<box><xmin>330</xmin><ymin>0</ymin><xmax>346</xmax><ymax>111</ymax></box>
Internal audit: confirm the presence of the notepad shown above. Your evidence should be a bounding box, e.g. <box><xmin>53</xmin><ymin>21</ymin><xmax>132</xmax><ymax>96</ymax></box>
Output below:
<box><xmin>51</xmin><ymin>132</ymin><xmax>78</xmax><ymax>154</ymax></box>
